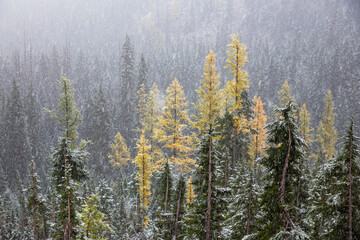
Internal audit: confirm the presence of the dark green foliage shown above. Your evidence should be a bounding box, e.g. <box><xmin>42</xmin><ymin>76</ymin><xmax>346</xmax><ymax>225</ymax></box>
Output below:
<box><xmin>152</xmin><ymin>160</ymin><xmax>174</xmax><ymax>239</ymax></box>
<box><xmin>226</xmin><ymin>166</ymin><xmax>261</xmax><ymax>239</ymax></box>
<box><xmin>313</xmin><ymin>120</ymin><xmax>360</xmax><ymax>239</ymax></box>
<box><xmin>183</xmin><ymin>130</ymin><xmax>224</xmax><ymax>239</ymax></box>
<box><xmin>254</xmin><ymin>102</ymin><xmax>308</xmax><ymax>239</ymax></box>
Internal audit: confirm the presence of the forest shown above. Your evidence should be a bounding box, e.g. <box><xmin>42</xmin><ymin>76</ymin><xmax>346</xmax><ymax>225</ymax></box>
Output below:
<box><xmin>0</xmin><ymin>0</ymin><xmax>360</xmax><ymax>239</ymax></box>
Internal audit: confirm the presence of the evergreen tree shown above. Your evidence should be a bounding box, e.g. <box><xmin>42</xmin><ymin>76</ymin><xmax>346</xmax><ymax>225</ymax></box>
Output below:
<box><xmin>252</xmin><ymin>102</ymin><xmax>309</xmax><ymax>239</ymax></box>
<box><xmin>184</xmin><ymin>130</ymin><xmax>223</xmax><ymax>239</ymax></box>
<box><xmin>173</xmin><ymin>174</ymin><xmax>186</xmax><ymax>239</ymax></box>
<box><xmin>26</xmin><ymin>160</ymin><xmax>44</xmax><ymax>240</ymax></box>
<box><xmin>119</xmin><ymin>34</ymin><xmax>136</xmax><ymax>148</ymax></box>
<box><xmin>317</xmin><ymin>120</ymin><xmax>360</xmax><ymax>239</ymax></box>
<box><xmin>45</xmin><ymin>75</ymin><xmax>81</xmax><ymax>146</ymax></box>
<box><xmin>152</xmin><ymin>160</ymin><xmax>173</xmax><ymax>240</ymax></box>
<box><xmin>2</xmin><ymin>79</ymin><xmax>31</xmax><ymax>186</ymax></box>
<box><xmin>158</xmin><ymin>78</ymin><xmax>194</xmax><ymax>172</ymax></box>
<box><xmin>47</xmin><ymin>76</ymin><xmax>88</xmax><ymax>239</ymax></box>
<box><xmin>226</xmin><ymin>166</ymin><xmax>261</xmax><ymax>239</ymax></box>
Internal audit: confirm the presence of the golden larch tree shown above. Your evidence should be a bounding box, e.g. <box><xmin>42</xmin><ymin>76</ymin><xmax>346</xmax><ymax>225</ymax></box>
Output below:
<box><xmin>186</xmin><ymin>176</ymin><xmax>195</xmax><ymax>208</ymax></box>
<box><xmin>299</xmin><ymin>104</ymin><xmax>314</xmax><ymax>149</ymax></box>
<box><xmin>158</xmin><ymin>77</ymin><xmax>194</xmax><ymax>172</ymax></box>
<box><xmin>278</xmin><ymin>80</ymin><xmax>294</xmax><ymax>108</ymax></box>
<box><xmin>108</xmin><ymin>132</ymin><xmax>131</xmax><ymax>169</ymax></box>
<box><xmin>194</xmin><ymin>50</ymin><xmax>221</xmax><ymax>133</ymax></box>
<box><xmin>134</xmin><ymin>130</ymin><xmax>152</xmax><ymax>228</ymax></box>
<box><xmin>317</xmin><ymin>90</ymin><xmax>337</xmax><ymax>160</ymax></box>
<box><xmin>248</xmin><ymin>96</ymin><xmax>268</xmax><ymax>166</ymax></box>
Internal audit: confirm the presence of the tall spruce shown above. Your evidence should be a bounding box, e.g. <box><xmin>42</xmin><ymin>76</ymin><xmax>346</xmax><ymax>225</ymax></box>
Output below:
<box><xmin>47</xmin><ymin>75</ymin><xmax>88</xmax><ymax>239</ymax></box>
<box><xmin>252</xmin><ymin>102</ymin><xmax>309</xmax><ymax>239</ymax></box>
<box><xmin>119</xmin><ymin>34</ymin><xmax>136</xmax><ymax>148</ymax></box>
<box><xmin>317</xmin><ymin>120</ymin><xmax>360</xmax><ymax>239</ymax></box>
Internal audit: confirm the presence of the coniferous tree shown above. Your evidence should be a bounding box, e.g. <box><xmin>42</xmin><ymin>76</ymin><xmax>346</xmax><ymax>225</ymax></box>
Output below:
<box><xmin>248</xmin><ymin>96</ymin><xmax>268</xmax><ymax>169</ymax></box>
<box><xmin>2</xmin><ymin>79</ymin><xmax>31</xmax><ymax>186</ymax></box>
<box><xmin>158</xmin><ymin>78</ymin><xmax>194</xmax><ymax>172</ymax></box>
<box><xmin>26</xmin><ymin>160</ymin><xmax>44</xmax><ymax>240</ymax></box>
<box><xmin>47</xmin><ymin>75</ymin><xmax>88</xmax><ymax>239</ymax></box>
<box><xmin>183</xmin><ymin>131</ymin><xmax>223</xmax><ymax>239</ymax></box>
<box><xmin>119</xmin><ymin>34</ymin><xmax>136</xmax><ymax>148</ymax></box>
<box><xmin>152</xmin><ymin>160</ymin><xmax>173</xmax><ymax>240</ymax></box>
<box><xmin>316</xmin><ymin>120</ymin><xmax>360</xmax><ymax>239</ymax></box>
<box><xmin>251</xmin><ymin>102</ymin><xmax>309</xmax><ymax>239</ymax></box>
<box><xmin>173</xmin><ymin>174</ymin><xmax>186</xmax><ymax>239</ymax></box>
<box><xmin>224</xmin><ymin>34</ymin><xmax>252</xmax><ymax>171</ymax></box>
<box><xmin>134</xmin><ymin>130</ymin><xmax>152</xmax><ymax>229</ymax></box>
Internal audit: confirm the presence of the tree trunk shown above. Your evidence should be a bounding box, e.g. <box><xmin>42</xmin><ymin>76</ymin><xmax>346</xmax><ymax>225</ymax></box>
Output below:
<box><xmin>164</xmin><ymin>161</ymin><xmax>169</xmax><ymax>213</ymax></box>
<box><xmin>205</xmin><ymin>136</ymin><xmax>212</xmax><ymax>240</ymax></box>
<box><xmin>280</xmin><ymin>124</ymin><xmax>294</xmax><ymax>229</ymax></box>
<box><xmin>348</xmin><ymin>131</ymin><xmax>353</xmax><ymax>240</ymax></box>
<box><xmin>174</xmin><ymin>177</ymin><xmax>183</xmax><ymax>240</ymax></box>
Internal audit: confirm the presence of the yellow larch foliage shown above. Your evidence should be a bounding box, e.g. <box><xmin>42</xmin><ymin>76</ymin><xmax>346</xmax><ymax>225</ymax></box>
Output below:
<box><xmin>193</xmin><ymin>50</ymin><xmax>221</xmax><ymax>134</ymax></box>
<box><xmin>134</xmin><ymin>130</ymin><xmax>152</xmax><ymax>227</ymax></box>
<box><xmin>248</xmin><ymin>96</ymin><xmax>268</xmax><ymax>165</ymax></box>
<box><xmin>158</xmin><ymin>78</ymin><xmax>194</xmax><ymax>172</ymax></box>
<box><xmin>108</xmin><ymin>132</ymin><xmax>131</xmax><ymax>169</ymax></box>
<box><xmin>224</xmin><ymin>34</ymin><xmax>249</xmax><ymax>133</ymax></box>
<box><xmin>278</xmin><ymin>80</ymin><xmax>294</xmax><ymax>108</ymax></box>
<box><xmin>317</xmin><ymin>90</ymin><xmax>337</xmax><ymax>160</ymax></box>
<box><xmin>186</xmin><ymin>176</ymin><xmax>196</xmax><ymax>208</ymax></box>
<box><xmin>141</xmin><ymin>83</ymin><xmax>163</xmax><ymax>171</ymax></box>
<box><xmin>299</xmin><ymin>104</ymin><xmax>314</xmax><ymax>148</ymax></box>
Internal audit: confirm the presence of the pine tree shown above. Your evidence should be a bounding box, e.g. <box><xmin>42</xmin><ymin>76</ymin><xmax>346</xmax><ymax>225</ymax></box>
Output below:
<box><xmin>173</xmin><ymin>174</ymin><xmax>186</xmax><ymax>239</ymax></box>
<box><xmin>184</xmin><ymin>130</ymin><xmax>224</xmax><ymax>239</ymax></box>
<box><xmin>2</xmin><ymin>79</ymin><xmax>31</xmax><ymax>187</ymax></box>
<box><xmin>152</xmin><ymin>160</ymin><xmax>173</xmax><ymax>240</ymax></box>
<box><xmin>316</xmin><ymin>120</ymin><xmax>360</xmax><ymax>239</ymax></box>
<box><xmin>137</xmin><ymin>53</ymin><xmax>149</xmax><ymax>96</ymax></box>
<box><xmin>26</xmin><ymin>161</ymin><xmax>43</xmax><ymax>240</ymax></box>
<box><xmin>158</xmin><ymin>78</ymin><xmax>194</xmax><ymax>172</ymax></box>
<box><xmin>317</xmin><ymin>90</ymin><xmax>337</xmax><ymax>161</ymax></box>
<box><xmin>253</xmin><ymin>102</ymin><xmax>309</xmax><ymax>239</ymax></box>
<box><xmin>47</xmin><ymin>76</ymin><xmax>88</xmax><ymax>239</ymax></box>
<box><xmin>248</xmin><ymin>96</ymin><xmax>268</xmax><ymax>168</ymax></box>
<box><xmin>119</xmin><ymin>34</ymin><xmax>136</xmax><ymax>148</ymax></box>
<box><xmin>134</xmin><ymin>130</ymin><xmax>152</xmax><ymax>228</ymax></box>
<box><xmin>78</xmin><ymin>194</ymin><xmax>113</xmax><ymax>239</ymax></box>
<box><xmin>226</xmin><ymin>166</ymin><xmax>261</xmax><ymax>239</ymax></box>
